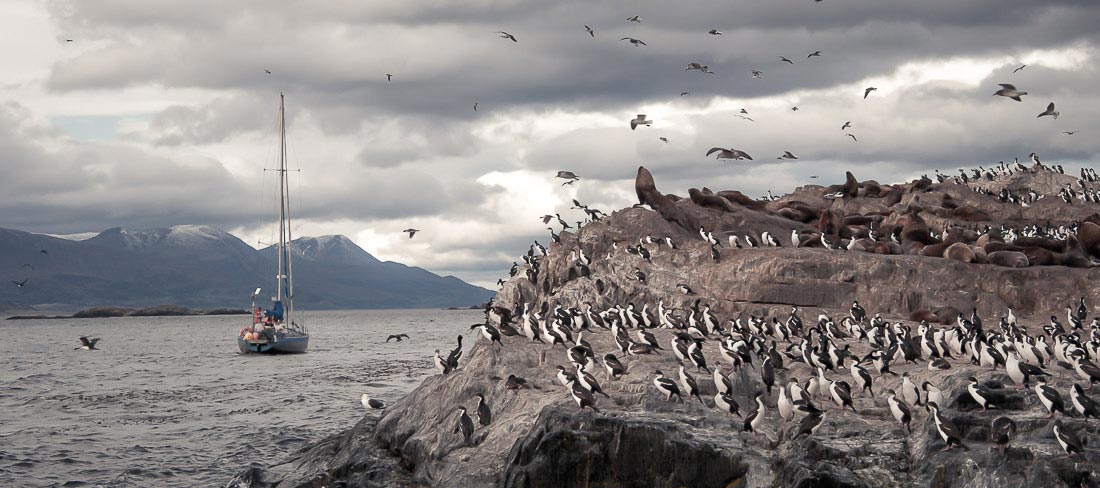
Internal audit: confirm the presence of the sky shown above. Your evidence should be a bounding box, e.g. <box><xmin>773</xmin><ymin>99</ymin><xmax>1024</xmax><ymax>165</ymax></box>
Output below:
<box><xmin>1</xmin><ymin>0</ymin><xmax>1098</xmax><ymax>287</ymax></box>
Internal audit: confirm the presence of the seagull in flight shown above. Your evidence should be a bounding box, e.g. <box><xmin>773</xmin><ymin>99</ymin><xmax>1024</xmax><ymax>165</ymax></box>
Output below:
<box><xmin>680</xmin><ymin>91</ymin><xmax>690</xmax><ymax>97</ymax></box>
<box><xmin>11</xmin><ymin>279</ymin><xmax>28</xmax><ymax>288</ymax></box>
<box><xmin>807</xmin><ymin>51</ymin><xmax>822</xmax><ymax>58</ymax></box>
<box><xmin>846</xmin><ymin>134</ymin><xmax>858</xmax><ymax>142</ymax></box>
<box><xmin>779</xmin><ymin>56</ymin><xmax>794</xmax><ymax>64</ymax></box>
<box><xmin>993</xmin><ymin>83</ymin><xmax>1027</xmax><ymax>101</ymax></box>
<box><xmin>752</xmin><ymin>70</ymin><xmax>764</xmax><ymax>79</ymax></box>
<box><xmin>864</xmin><ymin>87</ymin><xmax>877</xmax><ymax>99</ymax></box>
<box><xmin>1063</xmin><ymin>131</ymin><xmax>1078</xmax><ymax>135</ymax></box>
<box><xmin>791</xmin><ymin>106</ymin><xmax>799</xmax><ymax>111</ymax></box>
<box><xmin>736</xmin><ymin>115</ymin><xmax>755</xmax><ymax>122</ymax></box>
<box><xmin>627</xmin><ymin>15</ymin><xmax>641</xmax><ymax>23</ymax></box>
<box><xmin>497</xmin><ymin>31</ymin><xmax>518</xmax><ymax>42</ymax></box>
<box><xmin>556</xmin><ymin>170</ymin><xmax>580</xmax><ymax>182</ymax></box>
<box><xmin>1036</xmin><ymin>102</ymin><xmax>1059</xmax><ymax>119</ymax></box>
<box><xmin>841</xmin><ymin>121</ymin><xmax>852</xmax><ymax>131</ymax></box>
<box><xmin>707</xmin><ymin>147</ymin><xmax>753</xmax><ymax>160</ymax></box>
<box><xmin>402</xmin><ymin>228</ymin><xmax>419</xmax><ymax>239</ymax></box>
<box><xmin>1013</xmin><ymin>64</ymin><xmax>1027</xmax><ymax>73</ymax></box>
<box><xmin>778</xmin><ymin>151</ymin><xmax>798</xmax><ymax>160</ymax></box>
<box><xmin>386</xmin><ymin>334</ymin><xmax>411</xmax><ymax>342</ymax></box>
<box><xmin>265</xmin><ymin>69</ymin><xmax>272</xmax><ymax>74</ymax></box>
<box><xmin>473</xmin><ymin>102</ymin><xmax>479</xmax><ymax>111</ymax></box>
<box><xmin>65</xmin><ymin>39</ymin><xmax>73</xmax><ymax>42</ymax></box>
<box><xmin>620</xmin><ymin>37</ymin><xmax>647</xmax><ymax>47</ymax></box>
<box><xmin>708</xmin><ymin>29</ymin><xmax>723</xmax><ymax>35</ymax></box>
<box><xmin>76</xmin><ymin>336</ymin><xmax>100</xmax><ymax>351</ymax></box>
<box><xmin>40</xmin><ymin>249</ymin><xmax>48</xmax><ymax>255</ymax></box>
<box><xmin>630</xmin><ymin>114</ymin><xmax>652</xmax><ymax>130</ymax></box>
<box><xmin>659</xmin><ymin>137</ymin><xmax>669</xmax><ymax>143</ymax></box>
<box><xmin>386</xmin><ymin>73</ymin><xmax>392</xmax><ymax>81</ymax></box>
<box><xmin>584</xmin><ymin>25</ymin><xmax>595</xmax><ymax>37</ymax></box>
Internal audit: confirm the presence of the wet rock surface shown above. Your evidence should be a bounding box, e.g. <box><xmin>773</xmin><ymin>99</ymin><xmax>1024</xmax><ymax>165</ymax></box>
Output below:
<box><xmin>232</xmin><ymin>168</ymin><xmax>1100</xmax><ymax>488</ymax></box>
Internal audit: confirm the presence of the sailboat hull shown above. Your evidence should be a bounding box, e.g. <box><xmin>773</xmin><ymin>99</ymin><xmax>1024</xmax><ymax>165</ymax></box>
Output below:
<box><xmin>238</xmin><ymin>332</ymin><xmax>309</xmax><ymax>354</ymax></box>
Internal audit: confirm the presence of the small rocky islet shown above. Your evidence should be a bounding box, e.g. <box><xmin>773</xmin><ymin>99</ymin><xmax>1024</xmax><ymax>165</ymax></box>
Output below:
<box><xmin>232</xmin><ymin>164</ymin><xmax>1100</xmax><ymax>488</ymax></box>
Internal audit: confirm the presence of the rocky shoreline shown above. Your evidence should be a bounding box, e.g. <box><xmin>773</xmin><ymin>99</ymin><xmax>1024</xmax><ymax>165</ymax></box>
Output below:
<box><xmin>6</xmin><ymin>304</ymin><xmax>248</xmax><ymax>320</ymax></box>
<box><xmin>230</xmin><ymin>166</ymin><xmax>1100</xmax><ymax>488</ymax></box>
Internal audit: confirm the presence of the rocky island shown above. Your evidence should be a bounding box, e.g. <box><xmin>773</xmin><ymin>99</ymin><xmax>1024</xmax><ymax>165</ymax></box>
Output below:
<box><xmin>231</xmin><ymin>164</ymin><xmax>1100</xmax><ymax>488</ymax></box>
<box><xmin>6</xmin><ymin>304</ymin><xmax>249</xmax><ymax>320</ymax></box>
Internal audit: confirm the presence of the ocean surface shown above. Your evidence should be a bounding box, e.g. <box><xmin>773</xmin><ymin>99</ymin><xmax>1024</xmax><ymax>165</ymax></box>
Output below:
<box><xmin>0</xmin><ymin>308</ymin><xmax>480</xmax><ymax>487</ymax></box>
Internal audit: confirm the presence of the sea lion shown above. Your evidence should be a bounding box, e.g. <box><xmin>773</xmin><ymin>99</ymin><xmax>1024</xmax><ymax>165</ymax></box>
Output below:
<box><xmin>689</xmin><ymin>188</ymin><xmax>738</xmax><ymax>212</ymax></box>
<box><xmin>635</xmin><ymin>167</ymin><xmax>698</xmax><ymax>231</ymax></box>
<box><xmin>987</xmin><ymin>251</ymin><xmax>1029</xmax><ymax>268</ymax></box>
<box><xmin>943</xmin><ymin>242</ymin><xmax>976</xmax><ymax>263</ymax></box>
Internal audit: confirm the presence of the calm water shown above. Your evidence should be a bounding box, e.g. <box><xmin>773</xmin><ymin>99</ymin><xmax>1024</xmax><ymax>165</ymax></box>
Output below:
<box><xmin>0</xmin><ymin>309</ymin><xmax>479</xmax><ymax>487</ymax></box>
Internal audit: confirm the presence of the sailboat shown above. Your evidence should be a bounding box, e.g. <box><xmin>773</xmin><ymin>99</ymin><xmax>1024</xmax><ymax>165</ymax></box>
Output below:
<box><xmin>238</xmin><ymin>94</ymin><xmax>309</xmax><ymax>354</ymax></box>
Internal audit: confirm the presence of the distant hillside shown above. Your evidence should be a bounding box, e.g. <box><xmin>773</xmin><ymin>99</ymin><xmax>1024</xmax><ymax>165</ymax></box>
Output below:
<box><xmin>0</xmin><ymin>226</ymin><xmax>494</xmax><ymax>311</ymax></box>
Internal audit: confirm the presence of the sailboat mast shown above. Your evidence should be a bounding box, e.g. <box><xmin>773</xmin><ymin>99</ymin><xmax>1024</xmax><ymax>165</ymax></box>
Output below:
<box><xmin>276</xmin><ymin>94</ymin><xmax>286</xmax><ymax>305</ymax></box>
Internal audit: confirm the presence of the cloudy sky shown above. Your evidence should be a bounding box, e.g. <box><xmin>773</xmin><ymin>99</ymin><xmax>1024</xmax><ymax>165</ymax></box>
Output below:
<box><xmin>1</xmin><ymin>1</ymin><xmax>1098</xmax><ymax>287</ymax></box>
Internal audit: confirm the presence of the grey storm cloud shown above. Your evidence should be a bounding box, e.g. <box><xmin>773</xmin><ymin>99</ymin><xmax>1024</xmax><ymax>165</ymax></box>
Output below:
<box><xmin>1</xmin><ymin>0</ymin><xmax>1097</xmax><ymax>286</ymax></box>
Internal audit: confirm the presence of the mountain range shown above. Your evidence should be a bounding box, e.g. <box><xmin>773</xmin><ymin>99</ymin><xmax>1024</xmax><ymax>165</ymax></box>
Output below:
<box><xmin>0</xmin><ymin>225</ymin><xmax>494</xmax><ymax>312</ymax></box>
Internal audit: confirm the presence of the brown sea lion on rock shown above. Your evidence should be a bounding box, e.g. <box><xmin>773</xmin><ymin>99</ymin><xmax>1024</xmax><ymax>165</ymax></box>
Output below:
<box><xmin>933</xmin><ymin>306</ymin><xmax>960</xmax><ymax>325</ymax></box>
<box><xmin>983</xmin><ymin>241</ymin><xmax>1022</xmax><ymax>254</ymax></box>
<box><xmin>777</xmin><ymin>204</ymin><xmax>818</xmax><ymax>223</ymax></box>
<box><xmin>921</xmin><ymin>240</ymin><xmax>954</xmax><ymax>258</ymax></box>
<box><xmin>817</xmin><ymin>209</ymin><xmax>846</xmax><ymax>238</ymax></box>
<box><xmin>910</xmin><ymin>310</ymin><xmax>939</xmax><ymax>323</ymax></box>
<box><xmin>883</xmin><ymin>188</ymin><xmax>904</xmax><ymax>206</ymax></box>
<box><xmin>1077</xmin><ymin>222</ymin><xmax>1100</xmax><ymax>259</ymax></box>
<box><xmin>716</xmin><ymin>190</ymin><xmax>767</xmax><ymax>211</ymax></box>
<box><xmin>1058</xmin><ymin>251</ymin><xmax>1094</xmax><ymax>268</ymax></box>
<box><xmin>910</xmin><ymin>176</ymin><xmax>933</xmax><ymax>192</ymax></box>
<box><xmin>689</xmin><ymin>188</ymin><xmax>738</xmax><ymax>212</ymax></box>
<box><xmin>897</xmin><ymin>211</ymin><xmax>938</xmax><ymax>245</ymax></box>
<box><xmin>988</xmin><ymin>251</ymin><xmax>1029</xmax><ymax>268</ymax></box>
<box><xmin>841</xmin><ymin>171</ymin><xmax>859</xmax><ymax>198</ymax></box>
<box><xmin>1014</xmin><ymin>236</ymin><xmax>1066</xmax><ymax>253</ymax></box>
<box><xmin>951</xmin><ymin>206</ymin><xmax>990</xmax><ymax>222</ymax></box>
<box><xmin>635</xmin><ymin>166</ymin><xmax>698</xmax><ymax>231</ymax></box>
<box><xmin>1022</xmin><ymin>247</ymin><xmax>1057</xmax><ymax>266</ymax></box>
<box><xmin>843</xmin><ymin>215</ymin><xmax>873</xmax><ymax>227</ymax></box>
<box><xmin>944</xmin><ymin>242</ymin><xmax>976</xmax><ymax>263</ymax></box>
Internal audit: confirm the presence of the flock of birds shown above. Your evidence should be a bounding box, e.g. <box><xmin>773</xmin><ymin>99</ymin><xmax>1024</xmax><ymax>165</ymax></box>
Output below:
<box><xmin>422</xmin><ymin>287</ymin><xmax>1100</xmax><ymax>458</ymax></box>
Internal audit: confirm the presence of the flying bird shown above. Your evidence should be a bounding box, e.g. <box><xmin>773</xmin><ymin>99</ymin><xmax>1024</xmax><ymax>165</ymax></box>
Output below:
<box><xmin>40</xmin><ymin>249</ymin><xmax>48</xmax><ymax>255</ymax></box>
<box><xmin>630</xmin><ymin>114</ymin><xmax>652</xmax><ymax>130</ymax></box>
<box><xmin>847</xmin><ymin>134</ymin><xmax>858</xmax><ymax>141</ymax></box>
<box><xmin>659</xmin><ymin>137</ymin><xmax>669</xmax><ymax>143</ymax></box>
<box><xmin>620</xmin><ymin>37</ymin><xmax>647</xmax><ymax>47</ymax></box>
<box><xmin>736</xmin><ymin>115</ymin><xmax>754</xmax><ymax>122</ymax></box>
<box><xmin>1037</xmin><ymin>102</ymin><xmax>1059</xmax><ymax>119</ymax></box>
<box><xmin>752</xmin><ymin>70</ymin><xmax>764</xmax><ymax>79</ymax></box>
<box><xmin>386</xmin><ymin>334</ymin><xmax>410</xmax><ymax>342</ymax></box>
<box><xmin>708</xmin><ymin>29</ymin><xmax>723</xmax><ymax>35</ymax></box>
<box><xmin>791</xmin><ymin>106</ymin><xmax>799</xmax><ymax>111</ymax></box>
<box><xmin>993</xmin><ymin>83</ymin><xmax>1027</xmax><ymax>101</ymax></box>
<box><xmin>1013</xmin><ymin>64</ymin><xmax>1027</xmax><ymax>73</ymax></box>
<box><xmin>807</xmin><ymin>51</ymin><xmax>822</xmax><ymax>58</ymax></box>
<box><xmin>685</xmin><ymin>63</ymin><xmax>713</xmax><ymax>73</ymax></box>
<box><xmin>778</xmin><ymin>151</ymin><xmax>798</xmax><ymax>160</ymax></box>
<box><xmin>556</xmin><ymin>170</ymin><xmax>580</xmax><ymax>181</ymax></box>
<box><xmin>386</xmin><ymin>73</ymin><xmax>392</xmax><ymax>81</ymax></box>
<box><xmin>841</xmin><ymin>121</ymin><xmax>852</xmax><ymax>130</ymax></box>
<box><xmin>584</xmin><ymin>25</ymin><xmax>594</xmax><ymax>37</ymax></box>
<box><xmin>264</xmin><ymin>69</ymin><xmax>272</xmax><ymax>75</ymax></box>
<box><xmin>402</xmin><ymin>229</ymin><xmax>419</xmax><ymax>239</ymax></box>
<box><xmin>627</xmin><ymin>15</ymin><xmax>641</xmax><ymax>23</ymax></box>
<box><xmin>65</xmin><ymin>39</ymin><xmax>73</xmax><ymax>42</ymax></box>
<box><xmin>76</xmin><ymin>336</ymin><xmax>100</xmax><ymax>351</ymax></box>
<box><xmin>706</xmin><ymin>147</ymin><xmax>753</xmax><ymax>160</ymax></box>
<box><xmin>779</xmin><ymin>56</ymin><xmax>794</xmax><ymax>64</ymax></box>
<box><xmin>20</xmin><ymin>264</ymin><xmax>33</xmax><ymax>270</ymax></box>
<box><xmin>680</xmin><ymin>92</ymin><xmax>690</xmax><ymax>97</ymax></box>
<box><xmin>497</xmin><ymin>31</ymin><xmax>518</xmax><ymax>42</ymax></box>
<box><xmin>11</xmin><ymin>279</ymin><xmax>28</xmax><ymax>288</ymax></box>
<box><xmin>473</xmin><ymin>102</ymin><xmax>479</xmax><ymax>111</ymax></box>
<box><xmin>864</xmin><ymin>87</ymin><xmax>877</xmax><ymax>99</ymax></box>
<box><xmin>1063</xmin><ymin>131</ymin><xmax>1078</xmax><ymax>135</ymax></box>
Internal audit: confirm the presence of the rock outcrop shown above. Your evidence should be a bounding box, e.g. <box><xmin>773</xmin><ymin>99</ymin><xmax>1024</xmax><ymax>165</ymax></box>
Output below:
<box><xmin>232</xmin><ymin>167</ymin><xmax>1100</xmax><ymax>488</ymax></box>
